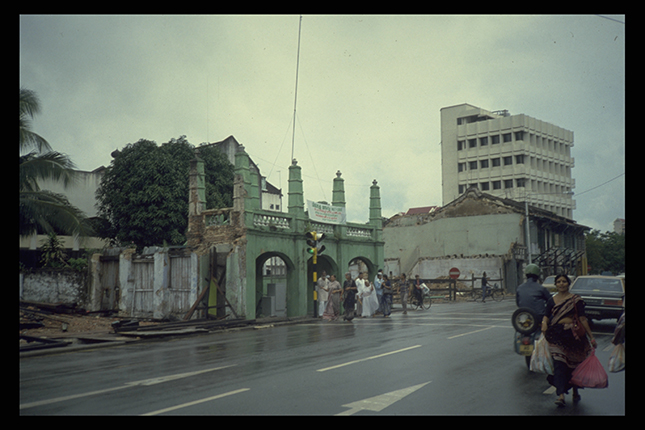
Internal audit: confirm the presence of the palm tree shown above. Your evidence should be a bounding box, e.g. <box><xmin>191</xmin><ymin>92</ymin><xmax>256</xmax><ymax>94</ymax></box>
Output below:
<box><xmin>19</xmin><ymin>88</ymin><xmax>93</xmax><ymax>238</ymax></box>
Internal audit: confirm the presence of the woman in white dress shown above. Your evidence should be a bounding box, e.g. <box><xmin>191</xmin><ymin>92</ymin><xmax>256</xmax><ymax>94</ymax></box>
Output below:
<box><xmin>358</xmin><ymin>272</ymin><xmax>379</xmax><ymax>317</ymax></box>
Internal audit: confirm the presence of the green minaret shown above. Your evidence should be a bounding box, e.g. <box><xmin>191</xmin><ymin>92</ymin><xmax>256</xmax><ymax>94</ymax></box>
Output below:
<box><xmin>332</xmin><ymin>170</ymin><xmax>346</xmax><ymax>208</ymax></box>
<box><xmin>288</xmin><ymin>158</ymin><xmax>304</xmax><ymax>216</ymax></box>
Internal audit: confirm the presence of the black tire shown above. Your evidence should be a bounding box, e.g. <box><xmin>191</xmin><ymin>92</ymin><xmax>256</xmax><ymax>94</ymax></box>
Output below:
<box><xmin>512</xmin><ymin>307</ymin><xmax>540</xmax><ymax>335</ymax></box>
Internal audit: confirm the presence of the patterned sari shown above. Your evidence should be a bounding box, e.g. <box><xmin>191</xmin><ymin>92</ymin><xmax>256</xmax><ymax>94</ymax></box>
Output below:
<box><xmin>544</xmin><ymin>295</ymin><xmax>592</xmax><ymax>367</ymax></box>
<box><xmin>544</xmin><ymin>295</ymin><xmax>593</xmax><ymax>394</ymax></box>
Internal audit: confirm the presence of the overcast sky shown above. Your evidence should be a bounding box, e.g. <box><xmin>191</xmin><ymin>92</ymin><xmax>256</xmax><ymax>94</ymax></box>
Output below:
<box><xmin>19</xmin><ymin>14</ymin><xmax>625</xmax><ymax>232</ymax></box>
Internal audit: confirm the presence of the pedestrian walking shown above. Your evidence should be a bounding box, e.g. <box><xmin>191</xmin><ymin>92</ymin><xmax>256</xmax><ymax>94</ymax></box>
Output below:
<box><xmin>398</xmin><ymin>273</ymin><xmax>409</xmax><ymax>315</ymax></box>
<box><xmin>322</xmin><ymin>274</ymin><xmax>342</xmax><ymax>321</ymax></box>
<box><xmin>358</xmin><ymin>272</ymin><xmax>379</xmax><ymax>317</ymax></box>
<box><xmin>316</xmin><ymin>270</ymin><xmax>329</xmax><ymax>318</ymax></box>
<box><xmin>541</xmin><ymin>274</ymin><xmax>597</xmax><ymax>407</ymax></box>
<box><xmin>381</xmin><ymin>274</ymin><xmax>393</xmax><ymax>317</ymax></box>
<box><xmin>481</xmin><ymin>272</ymin><xmax>488</xmax><ymax>303</ymax></box>
<box><xmin>342</xmin><ymin>272</ymin><xmax>357</xmax><ymax>321</ymax></box>
<box><xmin>374</xmin><ymin>271</ymin><xmax>384</xmax><ymax>314</ymax></box>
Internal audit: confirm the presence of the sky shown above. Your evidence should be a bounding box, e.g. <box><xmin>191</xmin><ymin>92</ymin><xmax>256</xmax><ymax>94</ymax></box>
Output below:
<box><xmin>19</xmin><ymin>14</ymin><xmax>625</xmax><ymax>232</ymax></box>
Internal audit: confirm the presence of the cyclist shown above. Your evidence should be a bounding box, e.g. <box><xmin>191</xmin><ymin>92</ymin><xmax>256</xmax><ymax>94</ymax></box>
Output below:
<box><xmin>516</xmin><ymin>264</ymin><xmax>551</xmax><ymax>318</ymax></box>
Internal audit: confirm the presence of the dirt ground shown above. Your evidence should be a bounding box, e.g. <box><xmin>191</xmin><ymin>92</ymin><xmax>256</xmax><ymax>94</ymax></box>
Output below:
<box><xmin>20</xmin><ymin>308</ymin><xmax>123</xmax><ymax>339</ymax></box>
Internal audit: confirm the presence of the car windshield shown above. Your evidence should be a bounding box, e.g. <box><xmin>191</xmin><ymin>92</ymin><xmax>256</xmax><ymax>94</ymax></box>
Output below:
<box><xmin>543</xmin><ymin>276</ymin><xmax>555</xmax><ymax>284</ymax></box>
<box><xmin>571</xmin><ymin>278</ymin><xmax>623</xmax><ymax>293</ymax></box>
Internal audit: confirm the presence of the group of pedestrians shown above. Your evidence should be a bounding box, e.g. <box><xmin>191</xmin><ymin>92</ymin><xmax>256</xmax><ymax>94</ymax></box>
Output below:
<box><xmin>317</xmin><ymin>270</ymin><xmax>427</xmax><ymax>321</ymax></box>
<box><xmin>317</xmin><ymin>270</ymin><xmax>401</xmax><ymax>321</ymax></box>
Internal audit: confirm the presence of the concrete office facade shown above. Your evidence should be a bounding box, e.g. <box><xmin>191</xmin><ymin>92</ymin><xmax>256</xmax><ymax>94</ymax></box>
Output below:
<box><xmin>440</xmin><ymin>103</ymin><xmax>576</xmax><ymax>219</ymax></box>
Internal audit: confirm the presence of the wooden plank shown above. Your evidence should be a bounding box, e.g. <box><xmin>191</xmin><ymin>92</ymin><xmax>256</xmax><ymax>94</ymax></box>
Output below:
<box><xmin>183</xmin><ymin>284</ymin><xmax>211</xmax><ymax>321</ymax></box>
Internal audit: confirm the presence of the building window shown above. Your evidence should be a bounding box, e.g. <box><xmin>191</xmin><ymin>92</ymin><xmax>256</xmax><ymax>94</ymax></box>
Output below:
<box><xmin>516</xmin><ymin>178</ymin><xmax>526</xmax><ymax>188</ymax></box>
<box><xmin>492</xmin><ymin>181</ymin><xmax>501</xmax><ymax>190</ymax></box>
<box><xmin>491</xmin><ymin>157</ymin><xmax>501</xmax><ymax>167</ymax></box>
<box><xmin>459</xmin><ymin>184</ymin><xmax>466</xmax><ymax>193</ymax></box>
<box><xmin>492</xmin><ymin>135</ymin><xmax>500</xmax><ymax>144</ymax></box>
<box><xmin>504</xmin><ymin>179</ymin><xmax>514</xmax><ymax>189</ymax></box>
<box><xmin>458</xmin><ymin>140</ymin><xmax>464</xmax><ymax>151</ymax></box>
<box><xmin>469</xmin><ymin>161</ymin><xmax>478</xmax><ymax>170</ymax></box>
<box><xmin>480</xmin><ymin>182</ymin><xmax>490</xmax><ymax>191</ymax></box>
<box><xmin>469</xmin><ymin>138</ymin><xmax>477</xmax><ymax>148</ymax></box>
<box><xmin>480</xmin><ymin>159</ymin><xmax>489</xmax><ymax>168</ymax></box>
<box><xmin>480</xmin><ymin>136</ymin><xmax>488</xmax><ymax>146</ymax></box>
<box><xmin>503</xmin><ymin>133</ymin><xmax>512</xmax><ymax>142</ymax></box>
<box><xmin>515</xmin><ymin>131</ymin><xmax>524</xmax><ymax>141</ymax></box>
<box><xmin>503</xmin><ymin>156</ymin><xmax>513</xmax><ymax>166</ymax></box>
<box><xmin>515</xmin><ymin>154</ymin><xmax>525</xmax><ymax>164</ymax></box>
<box><xmin>458</xmin><ymin>162</ymin><xmax>466</xmax><ymax>172</ymax></box>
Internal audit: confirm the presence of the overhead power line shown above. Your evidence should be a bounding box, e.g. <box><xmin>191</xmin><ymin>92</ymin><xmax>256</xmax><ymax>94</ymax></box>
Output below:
<box><xmin>575</xmin><ymin>172</ymin><xmax>625</xmax><ymax>197</ymax></box>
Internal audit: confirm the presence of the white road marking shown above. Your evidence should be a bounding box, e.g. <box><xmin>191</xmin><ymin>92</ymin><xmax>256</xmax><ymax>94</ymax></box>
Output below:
<box><xmin>543</xmin><ymin>386</ymin><xmax>556</xmax><ymax>395</ymax></box>
<box><xmin>316</xmin><ymin>345</ymin><xmax>422</xmax><ymax>372</ymax></box>
<box><xmin>336</xmin><ymin>382</ymin><xmax>431</xmax><ymax>415</ymax></box>
<box><xmin>447</xmin><ymin>326</ymin><xmax>495</xmax><ymax>339</ymax></box>
<box><xmin>141</xmin><ymin>388</ymin><xmax>250</xmax><ymax>415</ymax></box>
<box><xmin>20</xmin><ymin>365</ymin><xmax>236</xmax><ymax>410</ymax></box>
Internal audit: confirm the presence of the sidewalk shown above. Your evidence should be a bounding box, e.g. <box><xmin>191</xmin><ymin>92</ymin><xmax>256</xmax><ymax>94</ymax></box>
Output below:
<box><xmin>19</xmin><ymin>314</ymin><xmax>318</xmax><ymax>358</ymax></box>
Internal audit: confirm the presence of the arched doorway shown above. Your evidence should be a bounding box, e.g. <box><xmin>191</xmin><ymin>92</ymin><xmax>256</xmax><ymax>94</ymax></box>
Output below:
<box><xmin>348</xmin><ymin>257</ymin><xmax>375</xmax><ymax>280</ymax></box>
<box><xmin>255</xmin><ymin>252</ymin><xmax>296</xmax><ymax>318</ymax></box>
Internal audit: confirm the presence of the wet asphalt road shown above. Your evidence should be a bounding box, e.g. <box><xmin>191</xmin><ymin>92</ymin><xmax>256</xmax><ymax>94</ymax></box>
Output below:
<box><xmin>19</xmin><ymin>299</ymin><xmax>625</xmax><ymax>415</ymax></box>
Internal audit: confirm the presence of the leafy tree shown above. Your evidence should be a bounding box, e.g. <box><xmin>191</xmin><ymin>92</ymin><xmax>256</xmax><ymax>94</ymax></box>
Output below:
<box><xmin>39</xmin><ymin>232</ymin><xmax>69</xmax><ymax>268</ymax></box>
<box><xmin>585</xmin><ymin>229</ymin><xmax>625</xmax><ymax>275</ymax></box>
<box><xmin>19</xmin><ymin>88</ymin><xmax>93</xmax><ymax>238</ymax></box>
<box><xmin>95</xmin><ymin>136</ymin><xmax>234</xmax><ymax>250</ymax></box>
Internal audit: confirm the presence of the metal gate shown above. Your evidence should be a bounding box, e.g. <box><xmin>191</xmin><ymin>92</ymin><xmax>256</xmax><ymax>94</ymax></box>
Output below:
<box><xmin>98</xmin><ymin>255</ymin><xmax>120</xmax><ymax>311</ymax></box>
<box><xmin>168</xmin><ymin>254</ymin><xmax>194</xmax><ymax>314</ymax></box>
<box><xmin>131</xmin><ymin>256</ymin><xmax>154</xmax><ymax>316</ymax></box>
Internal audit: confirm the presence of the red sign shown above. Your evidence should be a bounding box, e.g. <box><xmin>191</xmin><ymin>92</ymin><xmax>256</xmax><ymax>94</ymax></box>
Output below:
<box><xmin>449</xmin><ymin>267</ymin><xmax>460</xmax><ymax>279</ymax></box>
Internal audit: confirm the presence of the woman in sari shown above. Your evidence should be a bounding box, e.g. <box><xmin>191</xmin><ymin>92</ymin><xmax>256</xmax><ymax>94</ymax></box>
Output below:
<box><xmin>322</xmin><ymin>274</ymin><xmax>342</xmax><ymax>321</ymax></box>
<box><xmin>541</xmin><ymin>274</ymin><xmax>597</xmax><ymax>407</ymax></box>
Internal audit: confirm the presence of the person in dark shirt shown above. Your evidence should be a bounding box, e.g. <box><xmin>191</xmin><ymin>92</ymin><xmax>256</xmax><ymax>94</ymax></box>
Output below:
<box><xmin>516</xmin><ymin>264</ymin><xmax>551</xmax><ymax>317</ymax></box>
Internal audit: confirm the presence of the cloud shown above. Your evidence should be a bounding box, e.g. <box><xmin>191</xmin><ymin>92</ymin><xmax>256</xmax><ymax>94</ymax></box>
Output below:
<box><xmin>19</xmin><ymin>14</ymin><xmax>624</xmax><ymax>230</ymax></box>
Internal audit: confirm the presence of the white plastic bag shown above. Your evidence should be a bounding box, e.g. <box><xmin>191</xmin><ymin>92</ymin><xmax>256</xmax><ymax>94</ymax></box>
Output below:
<box><xmin>530</xmin><ymin>333</ymin><xmax>554</xmax><ymax>375</ymax></box>
<box><xmin>608</xmin><ymin>343</ymin><xmax>625</xmax><ymax>373</ymax></box>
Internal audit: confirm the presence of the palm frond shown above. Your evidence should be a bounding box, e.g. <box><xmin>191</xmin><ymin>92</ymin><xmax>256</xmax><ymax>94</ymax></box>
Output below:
<box><xmin>19</xmin><ymin>190</ymin><xmax>94</xmax><ymax>238</ymax></box>
<box><xmin>20</xmin><ymin>151</ymin><xmax>78</xmax><ymax>192</ymax></box>
<box><xmin>19</xmin><ymin>88</ymin><xmax>52</xmax><ymax>153</ymax></box>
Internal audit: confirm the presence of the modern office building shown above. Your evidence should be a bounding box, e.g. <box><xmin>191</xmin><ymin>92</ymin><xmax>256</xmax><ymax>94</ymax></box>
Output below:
<box><xmin>440</xmin><ymin>103</ymin><xmax>576</xmax><ymax>219</ymax></box>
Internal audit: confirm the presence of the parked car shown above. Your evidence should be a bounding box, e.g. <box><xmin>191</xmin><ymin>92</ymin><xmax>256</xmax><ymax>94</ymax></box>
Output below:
<box><xmin>543</xmin><ymin>276</ymin><xmax>556</xmax><ymax>293</ymax></box>
<box><xmin>569</xmin><ymin>275</ymin><xmax>625</xmax><ymax>322</ymax></box>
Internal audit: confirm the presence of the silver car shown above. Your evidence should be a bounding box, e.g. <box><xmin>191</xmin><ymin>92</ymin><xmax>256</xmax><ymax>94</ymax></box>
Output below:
<box><xmin>570</xmin><ymin>275</ymin><xmax>625</xmax><ymax>322</ymax></box>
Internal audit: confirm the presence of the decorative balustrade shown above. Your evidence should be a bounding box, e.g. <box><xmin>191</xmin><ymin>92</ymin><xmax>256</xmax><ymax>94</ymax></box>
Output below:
<box><xmin>204</xmin><ymin>208</ymin><xmax>232</xmax><ymax>227</ymax></box>
<box><xmin>253</xmin><ymin>213</ymin><xmax>291</xmax><ymax>230</ymax></box>
<box><xmin>346</xmin><ymin>227</ymin><xmax>372</xmax><ymax>238</ymax></box>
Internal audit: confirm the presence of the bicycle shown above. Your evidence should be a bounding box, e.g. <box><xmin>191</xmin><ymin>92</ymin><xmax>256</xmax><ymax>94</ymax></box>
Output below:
<box><xmin>472</xmin><ymin>283</ymin><xmax>505</xmax><ymax>302</ymax></box>
<box><xmin>410</xmin><ymin>290</ymin><xmax>432</xmax><ymax>310</ymax></box>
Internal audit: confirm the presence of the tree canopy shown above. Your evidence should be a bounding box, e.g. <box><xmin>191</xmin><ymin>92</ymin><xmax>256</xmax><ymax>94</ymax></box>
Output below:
<box><xmin>585</xmin><ymin>229</ymin><xmax>625</xmax><ymax>275</ymax></box>
<box><xmin>95</xmin><ymin>136</ymin><xmax>234</xmax><ymax>250</ymax></box>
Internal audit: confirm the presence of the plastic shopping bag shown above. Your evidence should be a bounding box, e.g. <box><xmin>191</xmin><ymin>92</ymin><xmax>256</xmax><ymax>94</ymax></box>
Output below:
<box><xmin>608</xmin><ymin>343</ymin><xmax>625</xmax><ymax>373</ymax></box>
<box><xmin>530</xmin><ymin>333</ymin><xmax>554</xmax><ymax>375</ymax></box>
<box><xmin>570</xmin><ymin>350</ymin><xmax>608</xmax><ymax>388</ymax></box>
